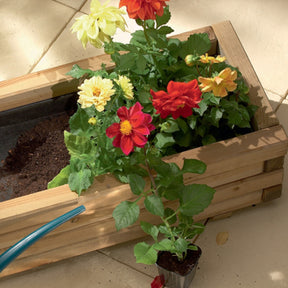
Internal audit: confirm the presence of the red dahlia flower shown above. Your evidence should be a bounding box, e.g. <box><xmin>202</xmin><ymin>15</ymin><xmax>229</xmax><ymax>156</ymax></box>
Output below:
<box><xmin>106</xmin><ymin>102</ymin><xmax>155</xmax><ymax>155</ymax></box>
<box><xmin>150</xmin><ymin>79</ymin><xmax>202</xmax><ymax>119</ymax></box>
<box><xmin>119</xmin><ymin>0</ymin><xmax>169</xmax><ymax>20</ymax></box>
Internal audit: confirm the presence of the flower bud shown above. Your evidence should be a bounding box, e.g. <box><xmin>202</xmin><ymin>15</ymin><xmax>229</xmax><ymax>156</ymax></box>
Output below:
<box><xmin>185</xmin><ymin>54</ymin><xmax>199</xmax><ymax>67</ymax></box>
<box><xmin>88</xmin><ymin>117</ymin><xmax>97</xmax><ymax>125</ymax></box>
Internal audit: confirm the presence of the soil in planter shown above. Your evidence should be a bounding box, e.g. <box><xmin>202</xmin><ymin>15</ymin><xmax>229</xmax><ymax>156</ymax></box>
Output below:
<box><xmin>0</xmin><ymin>94</ymin><xmax>77</xmax><ymax>202</ymax></box>
<box><xmin>157</xmin><ymin>248</ymin><xmax>202</xmax><ymax>276</ymax></box>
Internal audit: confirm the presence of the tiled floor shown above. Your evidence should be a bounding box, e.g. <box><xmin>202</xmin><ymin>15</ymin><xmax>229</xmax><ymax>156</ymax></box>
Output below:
<box><xmin>1</xmin><ymin>0</ymin><xmax>288</xmax><ymax>287</ymax></box>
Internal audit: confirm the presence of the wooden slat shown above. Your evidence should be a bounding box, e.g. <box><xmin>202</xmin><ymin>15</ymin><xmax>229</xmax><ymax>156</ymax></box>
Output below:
<box><xmin>0</xmin><ymin>168</ymin><xmax>283</xmax><ymax>259</ymax></box>
<box><xmin>0</xmin><ymin>188</ymin><xmax>264</xmax><ymax>278</ymax></box>
<box><xmin>212</xmin><ymin>21</ymin><xmax>279</xmax><ymax>130</ymax></box>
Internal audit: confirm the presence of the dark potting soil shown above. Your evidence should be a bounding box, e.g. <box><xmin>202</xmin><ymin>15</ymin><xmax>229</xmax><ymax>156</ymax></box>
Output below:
<box><xmin>0</xmin><ymin>94</ymin><xmax>77</xmax><ymax>202</ymax></box>
<box><xmin>156</xmin><ymin>248</ymin><xmax>202</xmax><ymax>276</ymax></box>
<box><xmin>0</xmin><ymin>113</ymin><xmax>71</xmax><ymax>201</ymax></box>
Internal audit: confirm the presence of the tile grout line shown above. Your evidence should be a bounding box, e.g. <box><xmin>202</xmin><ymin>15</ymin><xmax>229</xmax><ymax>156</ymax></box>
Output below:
<box><xmin>27</xmin><ymin>1</ymin><xmax>88</xmax><ymax>74</ymax></box>
<box><xmin>274</xmin><ymin>89</ymin><xmax>288</xmax><ymax>113</ymax></box>
<box><xmin>97</xmin><ymin>250</ymin><xmax>155</xmax><ymax>280</ymax></box>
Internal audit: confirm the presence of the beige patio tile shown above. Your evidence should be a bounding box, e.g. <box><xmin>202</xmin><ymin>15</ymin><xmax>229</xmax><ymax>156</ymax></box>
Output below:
<box><xmin>32</xmin><ymin>12</ymin><xmax>105</xmax><ymax>72</ymax></box>
<box><xmin>276</xmin><ymin>98</ymin><xmax>288</xmax><ymax>134</ymax></box>
<box><xmin>55</xmin><ymin>0</ymin><xmax>87</xmax><ymax>10</ymax></box>
<box><xmin>0</xmin><ymin>0</ymin><xmax>75</xmax><ymax>81</ymax></box>
<box><xmin>0</xmin><ymin>250</ymin><xmax>153</xmax><ymax>288</ymax></box>
<box><xmin>265</xmin><ymin>90</ymin><xmax>283</xmax><ymax>112</ymax></box>
<box><xmin>99</xmin><ymin>237</ymin><xmax>158</xmax><ymax>277</ymax></box>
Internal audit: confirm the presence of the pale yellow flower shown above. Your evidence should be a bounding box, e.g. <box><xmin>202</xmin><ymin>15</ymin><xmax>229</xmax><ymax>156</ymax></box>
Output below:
<box><xmin>78</xmin><ymin>76</ymin><xmax>115</xmax><ymax>111</ymax></box>
<box><xmin>115</xmin><ymin>76</ymin><xmax>134</xmax><ymax>100</ymax></box>
<box><xmin>200</xmin><ymin>53</ymin><xmax>226</xmax><ymax>64</ymax></box>
<box><xmin>198</xmin><ymin>68</ymin><xmax>237</xmax><ymax>97</ymax></box>
<box><xmin>71</xmin><ymin>0</ymin><xmax>127</xmax><ymax>48</ymax></box>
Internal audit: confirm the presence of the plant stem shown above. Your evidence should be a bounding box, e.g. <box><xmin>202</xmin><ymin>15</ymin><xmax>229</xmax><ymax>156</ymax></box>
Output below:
<box><xmin>142</xmin><ymin>21</ymin><xmax>166</xmax><ymax>80</ymax></box>
<box><xmin>143</xmin><ymin>147</ymin><xmax>158</xmax><ymax>197</ymax></box>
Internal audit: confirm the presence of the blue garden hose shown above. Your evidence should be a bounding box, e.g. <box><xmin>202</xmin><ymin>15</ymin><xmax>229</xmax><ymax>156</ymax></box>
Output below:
<box><xmin>0</xmin><ymin>205</ymin><xmax>86</xmax><ymax>273</ymax></box>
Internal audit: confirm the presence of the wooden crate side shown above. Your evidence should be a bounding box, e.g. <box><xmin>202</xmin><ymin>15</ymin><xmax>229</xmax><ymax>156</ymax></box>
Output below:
<box><xmin>0</xmin><ymin>124</ymin><xmax>286</xmax><ymax>226</ymax></box>
<box><xmin>0</xmin><ymin>167</ymin><xmax>283</xmax><ymax>262</ymax></box>
<box><xmin>0</xmin><ymin>124</ymin><xmax>287</xmax><ymax>235</ymax></box>
<box><xmin>212</xmin><ymin>21</ymin><xmax>278</xmax><ymax>130</ymax></box>
<box><xmin>0</xmin><ymin>26</ymin><xmax>217</xmax><ymax>112</ymax></box>
<box><xmin>0</xmin><ymin>187</ymin><xmax>265</xmax><ymax>278</ymax></box>
<box><xmin>0</xmin><ymin>163</ymin><xmax>282</xmax><ymax>278</ymax></box>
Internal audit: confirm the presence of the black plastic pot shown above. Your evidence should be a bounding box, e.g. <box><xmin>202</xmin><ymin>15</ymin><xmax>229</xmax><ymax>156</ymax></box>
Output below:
<box><xmin>156</xmin><ymin>246</ymin><xmax>202</xmax><ymax>288</ymax></box>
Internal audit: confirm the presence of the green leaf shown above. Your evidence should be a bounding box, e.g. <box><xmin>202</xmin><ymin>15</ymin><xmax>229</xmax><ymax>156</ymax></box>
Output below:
<box><xmin>210</xmin><ymin>107</ymin><xmax>223</xmax><ymax>127</ymax></box>
<box><xmin>180</xmin><ymin>33</ymin><xmax>211</xmax><ymax>59</ymax></box>
<box><xmin>153</xmin><ymin>239</ymin><xmax>174</xmax><ymax>251</ymax></box>
<box><xmin>155</xmin><ymin>133</ymin><xmax>175</xmax><ymax>148</ymax></box>
<box><xmin>48</xmin><ymin>165</ymin><xmax>70</xmax><ymax>189</ymax></box>
<box><xmin>202</xmin><ymin>135</ymin><xmax>216</xmax><ymax>146</ymax></box>
<box><xmin>182</xmin><ymin>159</ymin><xmax>207</xmax><ymax>174</ymax></box>
<box><xmin>128</xmin><ymin>174</ymin><xmax>146</xmax><ymax>195</ymax></box>
<box><xmin>176</xmin><ymin>118</ymin><xmax>189</xmax><ymax>133</ymax></box>
<box><xmin>68</xmin><ymin>168</ymin><xmax>94</xmax><ymax>195</ymax></box>
<box><xmin>193</xmin><ymin>99</ymin><xmax>208</xmax><ymax>116</ymax></box>
<box><xmin>162</xmin><ymin>184</ymin><xmax>184</xmax><ymax>200</ymax></box>
<box><xmin>134</xmin><ymin>242</ymin><xmax>158</xmax><ymax>265</ymax></box>
<box><xmin>64</xmin><ymin>131</ymin><xmax>96</xmax><ymax>160</ymax></box>
<box><xmin>69</xmin><ymin>107</ymin><xmax>95</xmax><ymax>137</ymax></box>
<box><xmin>204</xmin><ymin>92</ymin><xmax>221</xmax><ymax>105</ymax></box>
<box><xmin>174</xmin><ymin>130</ymin><xmax>192</xmax><ymax>148</ymax></box>
<box><xmin>158</xmin><ymin>26</ymin><xmax>174</xmax><ymax>35</ymax></box>
<box><xmin>174</xmin><ymin>238</ymin><xmax>189</xmax><ymax>254</ymax></box>
<box><xmin>113</xmin><ymin>201</ymin><xmax>140</xmax><ymax>230</ymax></box>
<box><xmin>140</xmin><ymin>221</ymin><xmax>159</xmax><ymax>241</ymax></box>
<box><xmin>147</xmin><ymin>154</ymin><xmax>172</xmax><ymax>176</ymax></box>
<box><xmin>160</xmin><ymin>119</ymin><xmax>180</xmax><ymax>133</ymax></box>
<box><xmin>144</xmin><ymin>195</ymin><xmax>165</xmax><ymax>216</ymax></box>
<box><xmin>156</xmin><ymin>6</ymin><xmax>171</xmax><ymax>28</ymax></box>
<box><xmin>66</xmin><ymin>64</ymin><xmax>94</xmax><ymax>79</ymax></box>
<box><xmin>134</xmin><ymin>54</ymin><xmax>149</xmax><ymax>75</ymax></box>
<box><xmin>130</xmin><ymin>30</ymin><xmax>146</xmax><ymax>45</ymax></box>
<box><xmin>119</xmin><ymin>52</ymin><xmax>138</xmax><ymax>70</ymax></box>
<box><xmin>188</xmin><ymin>114</ymin><xmax>198</xmax><ymax>130</ymax></box>
<box><xmin>180</xmin><ymin>184</ymin><xmax>215</xmax><ymax>216</ymax></box>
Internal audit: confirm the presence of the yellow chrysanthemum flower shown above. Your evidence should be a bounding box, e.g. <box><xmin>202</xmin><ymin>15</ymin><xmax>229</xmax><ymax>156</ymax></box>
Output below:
<box><xmin>115</xmin><ymin>76</ymin><xmax>134</xmax><ymax>100</ymax></box>
<box><xmin>71</xmin><ymin>0</ymin><xmax>127</xmax><ymax>48</ymax></box>
<box><xmin>198</xmin><ymin>68</ymin><xmax>237</xmax><ymax>97</ymax></box>
<box><xmin>200</xmin><ymin>53</ymin><xmax>226</xmax><ymax>64</ymax></box>
<box><xmin>77</xmin><ymin>76</ymin><xmax>115</xmax><ymax>111</ymax></box>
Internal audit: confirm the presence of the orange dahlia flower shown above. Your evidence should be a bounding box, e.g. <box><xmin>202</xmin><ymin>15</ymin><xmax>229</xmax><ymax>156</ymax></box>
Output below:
<box><xmin>106</xmin><ymin>102</ymin><xmax>155</xmax><ymax>155</ymax></box>
<box><xmin>119</xmin><ymin>0</ymin><xmax>169</xmax><ymax>20</ymax></box>
<box><xmin>198</xmin><ymin>68</ymin><xmax>237</xmax><ymax>97</ymax></box>
<box><xmin>150</xmin><ymin>79</ymin><xmax>202</xmax><ymax>119</ymax></box>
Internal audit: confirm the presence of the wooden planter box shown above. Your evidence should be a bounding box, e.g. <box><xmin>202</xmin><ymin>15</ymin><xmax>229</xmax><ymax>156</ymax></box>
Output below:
<box><xmin>0</xmin><ymin>21</ymin><xmax>287</xmax><ymax>278</ymax></box>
